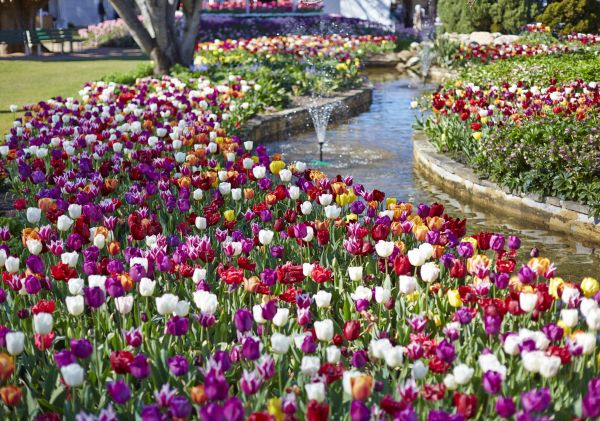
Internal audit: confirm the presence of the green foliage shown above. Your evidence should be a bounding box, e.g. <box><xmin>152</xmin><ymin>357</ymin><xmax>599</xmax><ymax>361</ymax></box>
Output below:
<box><xmin>461</xmin><ymin>51</ymin><xmax>600</xmax><ymax>85</ymax></box>
<box><xmin>101</xmin><ymin>63</ymin><xmax>154</xmax><ymax>85</ymax></box>
<box><xmin>489</xmin><ymin>0</ymin><xmax>530</xmax><ymax>33</ymax></box>
<box><xmin>538</xmin><ymin>0</ymin><xmax>600</xmax><ymax>35</ymax></box>
<box><xmin>438</xmin><ymin>0</ymin><xmax>492</xmax><ymax>33</ymax></box>
<box><xmin>431</xmin><ymin>37</ymin><xmax>462</xmax><ymax>69</ymax></box>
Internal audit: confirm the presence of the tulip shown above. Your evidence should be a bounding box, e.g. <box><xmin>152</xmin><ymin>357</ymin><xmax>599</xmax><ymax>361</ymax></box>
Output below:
<box><xmin>327</xmin><ymin>346</ymin><xmax>341</xmax><ymax>363</ymax></box>
<box><xmin>258</xmin><ymin>229</ymin><xmax>274</xmax><ymax>245</ymax></box>
<box><xmin>66</xmin><ymin>295</ymin><xmax>85</xmax><ymax>316</ymax></box>
<box><xmin>61</xmin><ymin>363</ymin><xmax>85</xmax><ymax>387</ymax></box>
<box><xmin>350</xmin><ymin>375</ymin><xmax>373</xmax><ymax>401</ymax></box>
<box><xmin>194</xmin><ymin>290</ymin><xmax>218</xmax><ymax>315</ymax></box>
<box><xmin>560</xmin><ymin>308</ymin><xmax>578</xmax><ymax>327</ymax></box>
<box><xmin>407</xmin><ymin>249</ymin><xmax>426</xmax><ymax>266</ymax></box>
<box><xmin>115</xmin><ymin>295</ymin><xmax>134</xmax><ymax>314</ymax></box>
<box><xmin>156</xmin><ymin>293</ymin><xmax>179</xmax><ymax>315</ymax></box>
<box><xmin>300</xmin><ymin>201</ymin><xmax>313</xmax><ymax>215</ymax></box>
<box><xmin>375</xmin><ymin>240</ymin><xmax>394</xmax><ymax>258</ymax></box>
<box><xmin>453</xmin><ymin>363</ymin><xmax>474</xmax><ymax>385</ymax></box>
<box><xmin>26</xmin><ymin>207</ymin><xmax>41</xmax><ymax>224</ymax></box>
<box><xmin>0</xmin><ymin>385</ymin><xmax>22</xmax><ymax>406</ymax></box>
<box><xmin>399</xmin><ymin>276</ymin><xmax>417</xmax><ymax>294</ymax></box>
<box><xmin>5</xmin><ymin>256</ymin><xmax>19</xmax><ymax>274</ymax></box>
<box><xmin>305</xmin><ymin>382</ymin><xmax>326</xmax><ymax>403</ymax></box>
<box><xmin>374</xmin><ymin>286</ymin><xmax>391</xmax><ymax>304</ymax></box>
<box><xmin>5</xmin><ymin>332</ymin><xmax>24</xmax><ymax>356</ymax></box>
<box><xmin>314</xmin><ymin>319</ymin><xmax>334</xmax><ymax>342</ymax></box>
<box><xmin>384</xmin><ymin>346</ymin><xmax>404</xmax><ymax>368</ymax></box>
<box><xmin>301</xmin><ymin>356</ymin><xmax>320</xmax><ymax>376</ymax></box>
<box><xmin>324</xmin><ymin>205</ymin><xmax>341</xmax><ymax>219</ymax></box>
<box><xmin>57</xmin><ymin>215</ymin><xmax>74</xmax><ymax>232</ymax></box>
<box><xmin>347</xmin><ymin>266</ymin><xmax>363</xmax><ymax>281</ymax></box>
<box><xmin>271</xmin><ymin>333</ymin><xmax>291</xmax><ymax>354</ymax></box>
<box><xmin>314</xmin><ymin>291</ymin><xmax>332</xmax><ymax>308</ymax></box>
<box><xmin>412</xmin><ymin>360</ymin><xmax>428</xmax><ymax>379</ymax></box>
<box><xmin>33</xmin><ymin>313</ymin><xmax>53</xmax><ymax>335</ymax></box>
<box><xmin>420</xmin><ymin>262</ymin><xmax>439</xmax><ymax>283</ymax></box>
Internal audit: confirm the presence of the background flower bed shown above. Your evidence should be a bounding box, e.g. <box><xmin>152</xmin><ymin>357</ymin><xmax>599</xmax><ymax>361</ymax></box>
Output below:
<box><xmin>419</xmin><ymin>37</ymin><xmax>600</xmax><ymax>216</ymax></box>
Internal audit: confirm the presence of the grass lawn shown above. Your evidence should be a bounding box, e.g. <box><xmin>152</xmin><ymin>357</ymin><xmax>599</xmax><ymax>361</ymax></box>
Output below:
<box><xmin>0</xmin><ymin>56</ymin><xmax>149</xmax><ymax>134</ymax></box>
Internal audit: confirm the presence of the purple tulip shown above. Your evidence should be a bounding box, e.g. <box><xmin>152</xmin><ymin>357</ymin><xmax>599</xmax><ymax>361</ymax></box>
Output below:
<box><xmin>83</xmin><ymin>286</ymin><xmax>105</xmax><ymax>309</ymax></box>
<box><xmin>301</xmin><ymin>334</ymin><xmax>316</xmax><ymax>354</ymax></box>
<box><xmin>352</xmin><ymin>350</ymin><xmax>368</xmax><ymax>368</ymax></box>
<box><xmin>24</xmin><ymin>275</ymin><xmax>41</xmax><ymax>295</ymax></box>
<box><xmin>482</xmin><ymin>370</ymin><xmax>503</xmax><ymax>394</ymax></box>
<box><xmin>199</xmin><ymin>403</ymin><xmax>224</xmax><ymax>420</ymax></box>
<box><xmin>518</xmin><ymin>265</ymin><xmax>536</xmax><ymax>285</ymax></box>
<box><xmin>129</xmin><ymin>354</ymin><xmax>151</xmax><ymax>379</ymax></box>
<box><xmin>484</xmin><ymin>314</ymin><xmax>502</xmax><ymax>336</ymax></box>
<box><xmin>166</xmin><ymin>316</ymin><xmax>189</xmax><ymax>336</ymax></box>
<box><xmin>496</xmin><ymin>396</ymin><xmax>516</xmax><ymax>418</ymax></box>
<box><xmin>141</xmin><ymin>404</ymin><xmax>162</xmax><ymax>421</ymax></box>
<box><xmin>521</xmin><ymin>387</ymin><xmax>551</xmax><ymax>413</ymax></box>
<box><xmin>457</xmin><ymin>242</ymin><xmax>474</xmax><ymax>258</ymax></box>
<box><xmin>239</xmin><ymin>369</ymin><xmax>262</xmax><ymax>395</ymax></box>
<box><xmin>53</xmin><ymin>350</ymin><xmax>76</xmax><ymax>368</ymax></box>
<box><xmin>241</xmin><ymin>336</ymin><xmax>260</xmax><ymax>361</ymax></box>
<box><xmin>169</xmin><ymin>396</ymin><xmax>192</xmax><ymax>419</ymax></box>
<box><xmin>489</xmin><ymin>234</ymin><xmax>505</xmax><ymax>251</ymax></box>
<box><xmin>107</xmin><ymin>379</ymin><xmax>131</xmax><ymax>405</ymax></box>
<box><xmin>123</xmin><ymin>327</ymin><xmax>143</xmax><ymax>348</ymax></box>
<box><xmin>435</xmin><ymin>339</ymin><xmax>455</xmax><ymax>363</ymax></box>
<box><xmin>350</xmin><ymin>400</ymin><xmax>370</xmax><ymax>421</ymax></box>
<box><xmin>70</xmin><ymin>338</ymin><xmax>93</xmax><ymax>359</ymax></box>
<box><xmin>204</xmin><ymin>370</ymin><xmax>229</xmax><ymax>401</ymax></box>
<box><xmin>223</xmin><ymin>396</ymin><xmax>244</xmax><ymax>421</ymax></box>
<box><xmin>234</xmin><ymin>309</ymin><xmax>253</xmax><ymax>332</ymax></box>
<box><xmin>168</xmin><ymin>355</ymin><xmax>189</xmax><ymax>377</ymax></box>
<box><xmin>26</xmin><ymin>255</ymin><xmax>44</xmax><ymax>274</ymax></box>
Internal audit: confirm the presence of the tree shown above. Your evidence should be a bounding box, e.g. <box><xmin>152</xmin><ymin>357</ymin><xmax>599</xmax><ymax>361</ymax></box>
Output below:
<box><xmin>537</xmin><ymin>0</ymin><xmax>600</xmax><ymax>34</ymax></box>
<box><xmin>0</xmin><ymin>0</ymin><xmax>48</xmax><ymax>31</ymax></box>
<box><xmin>438</xmin><ymin>0</ymin><xmax>493</xmax><ymax>33</ymax></box>
<box><xmin>109</xmin><ymin>0</ymin><xmax>202</xmax><ymax>75</ymax></box>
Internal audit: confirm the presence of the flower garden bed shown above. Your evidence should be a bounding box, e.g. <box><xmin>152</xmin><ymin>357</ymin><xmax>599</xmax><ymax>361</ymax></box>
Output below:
<box><xmin>0</xmin><ymin>33</ymin><xmax>599</xmax><ymax>420</ymax></box>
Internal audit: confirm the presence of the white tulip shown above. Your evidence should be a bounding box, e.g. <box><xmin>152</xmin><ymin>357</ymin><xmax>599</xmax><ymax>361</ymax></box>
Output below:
<box><xmin>522</xmin><ymin>350</ymin><xmax>544</xmax><ymax>373</ymax></box>
<box><xmin>193</xmin><ymin>189</ymin><xmax>203</xmax><ymax>201</ymax></box>
<box><xmin>139</xmin><ymin>277</ymin><xmax>156</xmax><ymax>297</ymax></box>
<box><xmin>252</xmin><ymin>304</ymin><xmax>267</xmax><ymax>324</ymax></box>
<box><xmin>412</xmin><ymin>360</ymin><xmax>428</xmax><ymax>379</ymax></box>
<box><xmin>93</xmin><ymin>234</ymin><xmax>106</xmax><ymax>249</ymax></box>
<box><xmin>318</xmin><ymin>194</ymin><xmax>333</xmax><ymax>206</ymax></box>
<box><xmin>272</xmin><ymin>308</ymin><xmax>290</xmax><ymax>327</ymax></box>
<box><xmin>66</xmin><ymin>295</ymin><xmax>85</xmax><ymax>316</ymax></box>
<box><xmin>327</xmin><ymin>346</ymin><xmax>341</xmax><ymax>363</ymax></box>
<box><xmin>301</xmin><ymin>356</ymin><xmax>321</xmax><ymax>377</ymax></box>
<box><xmin>193</xmin><ymin>290</ymin><xmax>218</xmax><ymax>315</ymax></box>
<box><xmin>218</xmin><ymin>182</ymin><xmax>231</xmax><ymax>195</ymax></box>
<box><xmin>244</xmin><ymin>141</ymin><xmax>253</xmax><ymax>151</ymax></box>
<box><xmin>294</xmin><ymin>332</ymin><xmax>312</xmax><ymax>349</ymax></box>
<box><xmin>300</xmin><ymin>201</ymin><xmax>312</xmax><ymax>215</ymax></box>
<box><xmin>231</xmin><ymin>188</ymin><xmax>242</xmax><ymax>201</ymax></box>
<box><xmin>195</xmin><ymin>217</ymin><xmax>207</xmax><ymax>230</ymax></box>
<box><xmin>0</xmin><ymin>249</ymin><xmax>6</xmax><ymax>268</ymax></box>
<box><xmin>156</xmin><ymin>293</ymin><xmax>179</xmax><ymax>315</ymax></box>
<box><xmin>420</xmin><ymin>262</ymin><xmax>440</xmax><ymax>283</ymax></box>
<box><xmin>271</xmin><ymin>333</ymin><xmax>291</xmax><ymax>354</ymax></box>
<box><xmin>61</xmin><ymin>252</ymin><xmax>79</xmax><ymax>268</ymax></box>
<box><xmin>88</xmin><ymin>275</ymin><xmax>106</xmax><ymax>291</ymax></box>
<box><xmin>192</xmin><ymin>268</ymin><xmax>206</xmax><ymax>284</ymax></box>
<box><xmin>324</xmin><ymin>205</ymin><xmax>341</xmax><ymax>219</ymax></box>
<box><xmin>453</xmin><ymin>363</ymin><xmax>474</xmax><ymax>385</ymax></box>
<box><xmin>314</xmin><ymin>319</ymin><xmax>334</xmax><ymax>342</ymax></box>
<box><xmin>314</xmin><ymin>291</ymin><xmax>332</xmax><ymax>308</ymax></box>
<box><xmin>252</xmin><ymin>166</ymin><xmax>266</xmax><ymax>179</ymax></box>
<box><xmin>348</xmin><ymin>266</ymin><xmax>363</xmax><ymax>281</ymax></box>
<box><xmin>586</xmin><ymin>308</ymin><xmax>600</xmax><ymax>330</ymax></box>
<box><xmin>560</xmin><ymin>308</ymin><xmax>579</xmax><ymax>328</ymax></box>
<box><xmin>288</xmin><ymin>186</ymin><xmax>300</xmax><ymax>200</ymax></box>
<box><xmin>519</xmin><ymin>292</ymin><xmax>538</xmax><ymax>313</ymax></box>
<box><xmin>399</xmin><ymin>275</ymin><xmax>417</xmax><ymax>294</ymax></box>
<box><xmin>33</xmin><ymin>312</ymin><xmax>53</xmax><ymax>335</ymax></box>
<box><xmin>370</xmin><ymin>338</ymin><xmax>392</xmax><ymax>359</ymax></box>
<box><xmin>61</xmin><ymin>363</ymin><xmax>85</xmax><ymax>387</ymax></box>
<box><xmin>302</xmin><ymin>263</ymin><xmax>314</xmax><ymax>277</ymax></box>
<box><xmin>26</xmin><ymin>207</ymin><xmax>41</xmax><ymax>224</ymax></box>
<box><xmin>68</xmin><ymin>204</ymin><xmax>82</xmax><ymax>219</ymax></box>
<box><xmin>539</xmin><ymin>355</ymin><xmax>561</xmax><ymax>378</ymax></box>
<box><xmin>279</xmin><ymin>169</ymin><xmax>292</xmax><ymax>182</ymax></box>
<box><xmin>6</xmin><ymin>332</ymin><xmax>25</xmax><ymax>355</ymax></box>
<box><xmin>384</xmin><ymin>346</ymin><xmax>404</xmax><ymax>368</ymax></box>
<box><xmin>296</xmin><ymin>161</ymin><xmax>307</xmax><ymax>172</ymax></box>
<box><xmin>575</xmin><ymin>332</ymin><xmax>596</xmax><ymax>354</ymax></box>
<box><xmin>562</xmin><ymin>286</ymin><xmax>580</xmax><ymax>305</ymax></box>
<box><xmin>26</xmin><ymin>239</ymin><xmax>42</xmax><ymax>255</ymax></box>
<box><xmin>57</xmin><ymin>215</ymin><xmax>74</xmax><ymax>232</ymax></box>
<box><xmin>375</xmin><ymin>286</ymin><xmax>391</xmax><ymax>304</ymax></box>
<box><xmin>351</xmin><ymin>286</ymin><xmax>372</xmax><ymax>302</ymax></box>
<box><xmin>419</xmin><ymin>243</ymin><xmax>434</xmax><ymax>260</ymax></box>
<box><xmin>375</xmin><ymin>240</ymin><xmax>394</xmax><ymax>258</ymax></box>
<box><xmin>305</xmin><ymin>382</ymin><xmax>325</xmax><ymax>403</ymax></box>
<box><xmin>444</xmin><ymin>374</ymin><xmax>458</xmax><ymax>390</ymax></box>
<box><xmin>407</xmin><ymin>248</ymin><xmax>426</xmax><ymax>266</ymax></box>
<box><xmin>5</xmin><ymin>256</ymin><xmax>20</xmax><ymax>273</ymax></box>
<box><xmin>503</xmin><ymin>334</ymin><xmax>521</xmax><ymax>356</ymax></box>
<box><xmin>258</xmin><ymin>229</ymin><xmax>274</xmax><ymax>245</ymax></box>
<box><xmin>242</xmin><ymin>158</ymin><xmax>254</xmax><ymax>169</ymax></box>
<box><xmin>115</xmin><ymin>295</ymin><xmax>134</xmax><ymax>314</ymax></box>
<box><xmin>303</xmin><ymin>227</ymin><xmax>314</xmax><ymax>242</ymax></box>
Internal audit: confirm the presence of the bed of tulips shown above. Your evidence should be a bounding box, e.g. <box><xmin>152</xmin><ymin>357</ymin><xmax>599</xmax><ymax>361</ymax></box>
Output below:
<box><xmin>202</xmin><ymin>0</ymin><xmax>322</xmax><ymax>13</ymax></box>
<box><xmin>0</xmin><ymin>57</ymin><xmax>599</xmax><ymax>421</ymax></box>
<box><xmin>420</xmin><ymin>34</ymin><xmax>600</xmax><ymax>217</ymax></box>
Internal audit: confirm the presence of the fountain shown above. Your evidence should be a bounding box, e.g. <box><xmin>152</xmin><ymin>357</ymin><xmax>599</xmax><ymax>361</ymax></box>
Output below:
<box><xmin>417</xmin><ymin>0</ymin><xmax>437</xmax><ymax>81</ymax></box>
<box><xmin>308</xmin><ymin>100</ymin><xmax>336</xmax><ymax>165</ymax></box>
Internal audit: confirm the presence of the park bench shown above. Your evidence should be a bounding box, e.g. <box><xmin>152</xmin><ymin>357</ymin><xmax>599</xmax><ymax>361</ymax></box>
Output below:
<box><xmin>0</xmin><ymin>30</ymin><xmax>28</xmax><ymax>55</ymax></box>
<box><xmin>26</xmin><ymin>28</ymin><xmax>83</xmax><ymax>55</ymax></box>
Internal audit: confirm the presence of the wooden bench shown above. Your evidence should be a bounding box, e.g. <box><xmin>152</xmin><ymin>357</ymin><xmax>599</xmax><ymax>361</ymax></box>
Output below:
<box><xmin>27</xmin><ymin>28</ymin><xmax>83</xmax><ymax>54</ymax></box>
<box><xmin>0</xmin><ymin>30</ymin><xmax>27</xmax><ymax>55</ymax></box>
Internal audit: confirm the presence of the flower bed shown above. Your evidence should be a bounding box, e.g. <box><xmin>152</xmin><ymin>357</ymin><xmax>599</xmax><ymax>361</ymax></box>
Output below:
<box><xmin>0</xmin><ymin>34</ymin><xmax>599</xmax><ymax>421</ymax></box>
<box><xmin>202</xmin><ymin>0</ymin><xmax>323</xmax><ymax>13</ymax></box>
<box><xmin>419</xmin><ymin>38</ymin><xmax>600</xmax><ymax>218</ymax></box>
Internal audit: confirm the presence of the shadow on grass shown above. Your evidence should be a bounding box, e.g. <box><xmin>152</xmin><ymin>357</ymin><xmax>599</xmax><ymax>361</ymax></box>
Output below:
<box><xmin>0</xmin><ymin>48</ymin><xmax>148</xmax><ymax>63</ymax></box>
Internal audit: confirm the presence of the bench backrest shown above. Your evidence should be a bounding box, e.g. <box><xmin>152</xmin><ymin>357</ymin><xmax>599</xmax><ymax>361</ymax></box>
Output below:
<box><xmin>0</xmin><ymin>30</ymin><xmax>25</xmax><ymax>45</ymax></box>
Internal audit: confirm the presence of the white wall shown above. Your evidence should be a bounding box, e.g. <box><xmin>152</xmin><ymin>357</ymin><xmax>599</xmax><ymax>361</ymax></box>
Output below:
<box><xmin>339</xmin><ymin>0</ymin><xmax>393</xmax><ymax>28</ymax></box>
<box><xmin>49</xmin><ymin>0</ymin><xmax>117</xmax><ymax>27</ymax></box>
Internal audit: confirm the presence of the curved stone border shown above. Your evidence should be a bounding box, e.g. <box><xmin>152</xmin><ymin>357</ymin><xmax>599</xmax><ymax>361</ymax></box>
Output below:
<box><xmin>412</xmin><ymin>131</ymin><xmax>600</xmax><ymax>244</ymax></box>
<box><xmin>244</xmin><ymin>86</ymin><xmax>373</xmax><ymax>143</ymax></box>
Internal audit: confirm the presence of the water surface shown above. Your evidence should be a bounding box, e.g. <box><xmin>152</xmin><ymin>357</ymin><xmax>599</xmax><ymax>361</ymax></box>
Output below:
<box><xmin>266</xmin><ymin>72</ymin><xmax>600</xmax><ymax>279</ymax></box>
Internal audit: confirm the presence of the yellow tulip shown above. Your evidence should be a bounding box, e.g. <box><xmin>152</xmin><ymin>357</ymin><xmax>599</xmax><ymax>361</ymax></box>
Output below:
<box><xmin>224</xmin><ymin>210</ymin><xmax>235</xmax><ymax>222</ymax></box>
<box><xmin>269</xmin><ymin>160</ymin><xmax>285</xmax><ymax>175</ymax></box>
<box><xmin>472</xmin><ymin>131</ymin><xmax>482</xmax><ymax>141</ymax></box>
<box><xmin>447</xmin><ymin>289</ymin><xmax>463</xmax><ymax>308</ymax></box>
<box><xmin>549</xmin><ymin>277</ymin><xmax>565</xmax><ymax>299</ymax></box>
<box><xmin>581</xmin><ymin>277</ymin><xmax>599</xmax><ymax>298</ymax></box>
<box><xmin>267</xmin><ymin>397</ymin><xmax>284</xmax><ymax>421</ymax></box>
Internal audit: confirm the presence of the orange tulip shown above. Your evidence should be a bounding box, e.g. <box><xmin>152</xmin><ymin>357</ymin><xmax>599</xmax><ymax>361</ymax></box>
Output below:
<box><xmin>0</xmin><ymin>386</ymin><xmax>22</xmax><ymax>406</ymax></box>
<box><xmin>0</xmin><ymin>353</ymin><xmax>14</xmax><ymax>382</ymax></box>
<box><xmin>351</xmin><ymin>375</ymin><xmax>373</xmax><ymax>401</ymax></box>
<box><xmin>190</xmin><ymin>385</ymin><xmax>207</xmax><ymax>405</ymax></box>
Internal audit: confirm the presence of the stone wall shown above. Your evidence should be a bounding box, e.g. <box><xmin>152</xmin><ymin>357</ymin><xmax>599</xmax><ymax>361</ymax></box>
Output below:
<box><xmin>412</xmin><ymin>131</ymin><xmax>600</xmax><ymax>245</ymax></box>
<box><xmin>244</xmin><ymin>86</ymin><xmax>373</xmax><ymax>143</ymax></box>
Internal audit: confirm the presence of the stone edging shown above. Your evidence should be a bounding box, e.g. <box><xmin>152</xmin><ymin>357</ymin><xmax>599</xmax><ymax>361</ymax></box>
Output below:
<box><xmin>243</xmin><ymin>86</ymin><xmax>373</xmax><ymax>143</ymax></box>
<box><xmin>412</xmin><ymin>131</ymin><xmax>600</xmax><ymax>245</ymax></box>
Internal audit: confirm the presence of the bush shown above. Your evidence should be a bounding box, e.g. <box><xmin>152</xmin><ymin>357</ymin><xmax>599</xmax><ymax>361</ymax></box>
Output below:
<box><xmin>538</xmin><ymin>0</ymin><xmax>600</xmax><ymax>35</ymax></box>
<box><xmin>438</xmin><ymin>0</ymin><xmax>542</xmax><ymax>34</ymax></box>
<box><xmin>101</xmin><ymin>63</ymin><xmax>154</xmax><ymax>85</ymax></box>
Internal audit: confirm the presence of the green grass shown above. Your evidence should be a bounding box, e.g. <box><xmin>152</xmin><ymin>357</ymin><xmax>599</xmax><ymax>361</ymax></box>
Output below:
<box><xmin>0</xmin><ymin>57</ymin><xmax>149</xmax><ymax>134</ymax></box>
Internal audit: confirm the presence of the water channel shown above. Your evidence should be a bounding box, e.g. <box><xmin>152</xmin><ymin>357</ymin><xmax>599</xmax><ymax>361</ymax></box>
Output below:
<box><xmin>266</xmin><ymin>71</ymin><xmax>600</xmax><ymax>279</ymax></box>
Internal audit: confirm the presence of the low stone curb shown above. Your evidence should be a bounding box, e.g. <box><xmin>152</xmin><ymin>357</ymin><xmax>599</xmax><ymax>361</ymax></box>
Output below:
<box><xmin>412</xmin><ymin>131</ymin><xmax>600</xmax><ymax>245</ymax></box>
<box><xmin>244</xmin><ymin>86</ymin><xmax>373</xmax><ymax>143</ymax></box>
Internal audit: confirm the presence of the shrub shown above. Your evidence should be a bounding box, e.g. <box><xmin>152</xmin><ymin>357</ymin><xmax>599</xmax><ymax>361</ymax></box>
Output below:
<box><xmin>538</xmin><ymin>0</ymin><xmax>600</xmax><ymax>34</ymax></box>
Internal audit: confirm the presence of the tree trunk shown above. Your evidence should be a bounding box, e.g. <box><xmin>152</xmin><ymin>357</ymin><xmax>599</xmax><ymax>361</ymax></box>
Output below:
<box><xmin>109</xmin><ymin>0</ymin><xmax>202</xmax><ymax>76</ymax></box>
